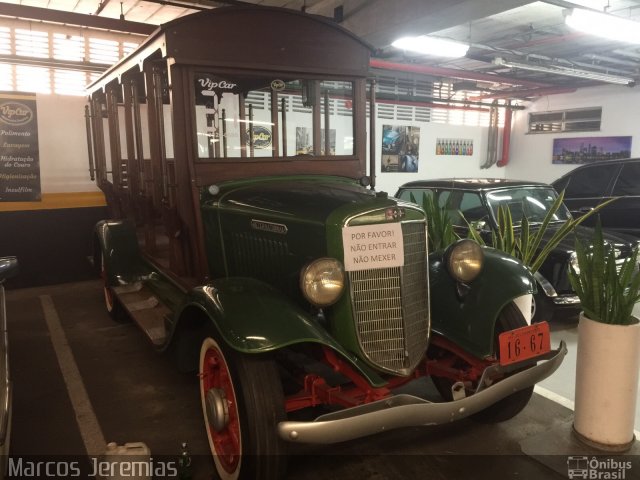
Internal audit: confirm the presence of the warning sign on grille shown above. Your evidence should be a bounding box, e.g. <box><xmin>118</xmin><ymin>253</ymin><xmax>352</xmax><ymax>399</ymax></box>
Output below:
<box><xmin>342</xmin><ymin>224</ymin><xmax>404</xmax><ymax>271</ymax></box>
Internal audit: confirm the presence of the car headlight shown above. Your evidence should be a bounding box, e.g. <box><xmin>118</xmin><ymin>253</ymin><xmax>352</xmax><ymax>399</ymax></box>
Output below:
<box><xmin>300</xmin><ymin>258</ymin><xmax>345</xmax><ymax>307</ymax></box>
<box><xmin>569</xmin><ymin>252</ymin><xmax>580</xmax><ymax>275</ymax></box>
<box><xmin>445</xmin><ymin>239</ymin><xmax>484</xmax><ymax>283</ymax></box>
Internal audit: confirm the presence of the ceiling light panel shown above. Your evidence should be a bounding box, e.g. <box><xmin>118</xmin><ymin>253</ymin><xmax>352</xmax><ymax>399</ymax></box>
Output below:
<box><xmin>391</xmin><ymin>36</ymin><xmax>469</xmax><ymax>58</ymax></box>
<box><xmin>565</xmin><ymin>8</ymin><xmax>640</xmax><ymax>44</ymax></box>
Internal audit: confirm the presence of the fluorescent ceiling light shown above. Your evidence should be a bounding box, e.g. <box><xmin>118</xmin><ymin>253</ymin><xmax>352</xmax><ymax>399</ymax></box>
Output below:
<box><xmin>493</xmin><ymin>57</ymin><xmax>635</xmax><ymax>86</ymax></box>
<box><xmin>391</xmin><ymin>36</ymin><xmax>469</xmax><ymax>58</ymax></box>
<box><xmin>565</xmin><ymin>8</ymin><xmax>640</xmax><ymax>44</ymax></box>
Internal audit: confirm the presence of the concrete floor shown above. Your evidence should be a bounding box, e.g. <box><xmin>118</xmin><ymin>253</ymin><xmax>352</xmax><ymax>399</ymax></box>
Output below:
<box><xmin>5</xmin><ymin>280</ymin><xmax>640</xmax><ymax>479</ymax></box>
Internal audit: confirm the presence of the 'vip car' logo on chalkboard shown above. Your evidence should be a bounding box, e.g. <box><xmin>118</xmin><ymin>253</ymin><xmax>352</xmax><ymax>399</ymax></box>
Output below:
<box><xmin>0</xmin><ymin>102</ymin><xmax>33</xmax><ymax>126</ymax></box>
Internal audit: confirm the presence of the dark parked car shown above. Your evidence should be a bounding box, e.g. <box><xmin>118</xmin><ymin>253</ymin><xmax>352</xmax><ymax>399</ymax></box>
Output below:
<box><xmin>552</xmin><ymin>158</ymin><xmax>640</xmax><ymax>237</ymax></box>
<box><xmin>396</xmin><ymin>179</ymin><xmax>640</xmax><ymax>323</ymax></box>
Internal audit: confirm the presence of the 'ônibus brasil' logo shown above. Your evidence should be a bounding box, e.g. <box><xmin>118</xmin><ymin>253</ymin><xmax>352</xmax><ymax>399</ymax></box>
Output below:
<box><xmin>0</xmin><ymin>102</ymin><xmax>33</xmax><ymax>126</ymax></box>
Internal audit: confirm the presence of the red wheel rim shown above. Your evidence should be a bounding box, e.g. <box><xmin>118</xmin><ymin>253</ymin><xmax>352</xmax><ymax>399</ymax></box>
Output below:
<box><xmin>201</xmin><ymin>341</ymin><xmax>241</xmax><ymax>474</ymax></box>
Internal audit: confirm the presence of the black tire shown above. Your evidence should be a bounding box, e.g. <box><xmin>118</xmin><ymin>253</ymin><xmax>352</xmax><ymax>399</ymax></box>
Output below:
<box><xmin>100</xmin><ymin>251</ymin><xmax>127</xmax><ymax>322</ymax></box>
<box><xmin>431</xmin><ymin>302</ymin><xmax>534</xmax><ymax>423</ymax></box>
<box><xmin>199</xmin><ymin>329</ymin><xmax>287</xmax><ymax>480</ymax></box>
<box><xmin>531</xmin><ymin>291</ymin><xmax>554</xmax><ymax>324</ymax></box>
<box><xmin>472</xmin><ymin>302</ymin><xmax>534</xmax><ymax>423</ymax></box>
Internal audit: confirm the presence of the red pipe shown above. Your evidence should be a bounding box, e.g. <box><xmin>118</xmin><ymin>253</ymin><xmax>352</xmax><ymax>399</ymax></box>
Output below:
<box><xmin>370</xmin><ymin>59</ymin><xmax>552</xmax><ymax>89</ymax></box>
<box><xmin>497</xmin><ymin>104</ymin><xmax>512</xmax><ymax>167</ymax></box>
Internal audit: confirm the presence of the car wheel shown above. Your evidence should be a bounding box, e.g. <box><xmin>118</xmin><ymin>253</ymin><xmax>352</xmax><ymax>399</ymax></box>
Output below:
<box><xmin>531</xmin><ymin>291</ymin><xmax>554</xmax><ymax>324</ymax></box>
<box><xmin>472</xmin><ymin>302</ymin><xmax>534</xmax><ymax>423</ymax></box>
<box><xmin>431</xmin><ymin>302</ymin><xmax>534</xmax><ymax>423</ymax></box>
<box><xmin>199</xmin><ymin>330</ymin><xmax>287</xmax><ymax>480</ymax></box>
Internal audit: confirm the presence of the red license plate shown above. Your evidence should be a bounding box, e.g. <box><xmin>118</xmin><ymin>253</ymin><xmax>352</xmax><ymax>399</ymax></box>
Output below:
<box><xmin>498</xmin><ymin>321</ymin><xmax>551</xmax><ymax>366</ymax></box>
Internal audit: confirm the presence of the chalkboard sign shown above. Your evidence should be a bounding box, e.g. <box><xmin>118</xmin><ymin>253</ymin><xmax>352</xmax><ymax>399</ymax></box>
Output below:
<box><xmin>0</xmin><ymin>91</ymin><xmax>41</xmax><ymax>202</ymax></box>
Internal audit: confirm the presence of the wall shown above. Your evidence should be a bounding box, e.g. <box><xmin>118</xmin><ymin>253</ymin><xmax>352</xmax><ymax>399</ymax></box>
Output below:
<box><xmin>373</xmin><ymin>121</ymin><xmax>504</xmax><ymax>196</ymax></box>
<box><xmin>35</xmin><ymin>93</ymin><xmax>100</xmax><ymax>194</ymax></box>
<box><xmin>13</xmin><ymin>84</ymin><xmax>638</xmax><ymax>199</ymax></box>
<box><xmin>0</xmin><ymin>93</ymin><xmax>106</xmax><ymax>288</ymax></box>
<box><xmin>507</xmin><ymin>84</ymin><xmax>640</xmax><ymax>184</ymax></box>
<box><xmin>0</xmin><ymin>93</ymin><xmax>511</xmax><ymax>286</ymax></box>
<box><xmin>33</xmin><ymin>93</ymin><xmax>511</xmax><ymax>198</ymax></box>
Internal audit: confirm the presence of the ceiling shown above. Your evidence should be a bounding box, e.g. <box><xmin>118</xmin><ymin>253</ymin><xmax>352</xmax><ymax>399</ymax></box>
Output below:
<box><xmin>2</xmin><ymin>0</ymin><xmax>640</xmax><ymax>99</ymax></box>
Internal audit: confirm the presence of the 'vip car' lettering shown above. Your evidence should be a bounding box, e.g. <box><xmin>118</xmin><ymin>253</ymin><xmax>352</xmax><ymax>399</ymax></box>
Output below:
<box><xmin>198</xmin><ymin>78</ymin><xmax>237</xmax><ymax>91</ymax></box>
<box><xmin>0</xmin><ymin>102</ymin><xmax>33</xmax><ymax>126</ymax></box>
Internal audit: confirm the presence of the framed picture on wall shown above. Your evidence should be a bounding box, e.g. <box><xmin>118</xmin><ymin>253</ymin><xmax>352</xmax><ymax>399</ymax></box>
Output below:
<box><xmin>436</xmin><ymin>138</ymin><xmax>473</xmax><ymax>156</ymax></box>
<box><xmin>296</xmin><ymin>127</ymin><xmax>336</xmax><ymax>155</ymax></box>
<box><xmin>552</xmin><ymin>136</ymin><xmax>632</xmax><ymax>164</ymax></box>
<box><xmin>381</xmin><ymin>125</ymin><xmax>420</xmax><ymax>173</ymax></box>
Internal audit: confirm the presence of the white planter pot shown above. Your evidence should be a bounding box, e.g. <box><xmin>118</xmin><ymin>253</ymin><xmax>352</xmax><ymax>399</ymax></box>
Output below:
<box><xmin>574</xmin><ymin>313</ymin><xmax>640</xmax><ymax>451</ymax></box>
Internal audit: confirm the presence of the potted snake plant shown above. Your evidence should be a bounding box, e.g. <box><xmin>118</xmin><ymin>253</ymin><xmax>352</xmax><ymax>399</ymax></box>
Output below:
<box><xmin>568</xmin><ymin>220</ymin><xmax>640</xmax><ymax>451</ymax></box>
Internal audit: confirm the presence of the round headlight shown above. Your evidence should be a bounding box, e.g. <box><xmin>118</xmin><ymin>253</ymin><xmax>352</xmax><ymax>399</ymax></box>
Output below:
<box><xmin>300</xmin><ymin>258</ymin><xmax>345</xmax><ymax>307</ymax></box>
<box><xmin>445</xmin><ymin>239</ymin><xmax>484</xmax><ymax>283</ymax></box>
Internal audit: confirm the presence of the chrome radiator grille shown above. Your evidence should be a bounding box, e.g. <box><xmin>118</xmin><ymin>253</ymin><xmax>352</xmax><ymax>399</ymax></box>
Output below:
<box><xmin>348</xmin><ymin>222</ymin><xmax>429</xmax><ymax>375</ymax></box>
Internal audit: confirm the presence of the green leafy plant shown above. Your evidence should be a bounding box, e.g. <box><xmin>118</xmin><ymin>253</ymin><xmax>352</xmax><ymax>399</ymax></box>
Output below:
<box><xmin>568</xmin><ymin>220</ymin><xmax>640</xmax><ymax>325</ymax></box>
<box><xmin>411</xmin><ymin>192</ymin><xmax>458</xmax><ymax>252</ymax></box>
<box><xmin>466</xmin><ymin>190</ymin><xmax>616</xmax><ymax>273</ymax></box>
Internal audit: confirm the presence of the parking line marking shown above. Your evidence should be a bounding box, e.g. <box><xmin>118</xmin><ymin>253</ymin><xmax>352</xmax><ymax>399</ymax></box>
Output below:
<box><xmin>534</xmin><ymin>385</ymin><xmax>575</xmax><ymax>410</ymax></box>
<box><xmin>40</xmin><ymin>295</ymin><xmax>106</xmax><ymax>456</ymax></box>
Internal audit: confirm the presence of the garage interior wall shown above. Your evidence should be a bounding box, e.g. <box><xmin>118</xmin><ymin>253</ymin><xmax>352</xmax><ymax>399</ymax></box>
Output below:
<box><xmin>507</xmin><ymin>85</ymin><xmax>640</xmax><ymax>183</ymax></box>
<box><xmin>0</xmin><ymin>94</ymin><xmax>107</xmax><ymax>288</ymax></box>
<box><xmin>374</xmin><ymin>122</ymin><xmax>501</xmax><ymax>194</ymax></box>
<box><xmin>1</xmin><ymin>85</ymin><xmax>615</xmax><ymax>288</ymax></box>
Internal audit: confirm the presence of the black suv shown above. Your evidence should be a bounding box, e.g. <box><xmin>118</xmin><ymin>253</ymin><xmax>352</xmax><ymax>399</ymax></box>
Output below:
<box><xmin>552</xmin><ymin>158</ymin><xmax>640</xmax><ymax>237</ymax></box>
<box><xmin>396</xmin><ymin>179</ymin><xmax>640</xmax><ymax>323</ymax></box>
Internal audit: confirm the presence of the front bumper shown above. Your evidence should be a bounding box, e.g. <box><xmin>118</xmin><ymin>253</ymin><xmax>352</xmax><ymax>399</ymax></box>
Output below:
<box><xmin>278</xmin><ymin>341</ymin><xmax>567</xmax><ymax>444</ymax></box>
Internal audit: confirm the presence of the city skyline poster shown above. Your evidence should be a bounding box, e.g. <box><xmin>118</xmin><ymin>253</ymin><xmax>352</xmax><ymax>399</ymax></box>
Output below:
<box><xmin>552</xmin><ymin>136</ymin><xmax>632</xmax><ymax>164</ymax></box>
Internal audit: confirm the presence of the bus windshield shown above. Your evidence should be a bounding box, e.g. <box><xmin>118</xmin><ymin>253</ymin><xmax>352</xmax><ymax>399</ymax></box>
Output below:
<box><xmin>194</xmin><ymin>73</ymin><xmax>355</xmax><ymax>159</ymax></box>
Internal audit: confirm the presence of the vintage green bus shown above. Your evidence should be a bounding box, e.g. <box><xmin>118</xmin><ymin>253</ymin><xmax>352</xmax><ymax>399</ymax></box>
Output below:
<box><xmin>85</xmin><ymin>6</ymin><xmax>566</xmax><ymax>479</ymax></box>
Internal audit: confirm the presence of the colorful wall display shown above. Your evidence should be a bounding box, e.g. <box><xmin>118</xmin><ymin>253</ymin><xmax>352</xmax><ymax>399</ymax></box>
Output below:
<box><xmin>436</xmin><ymin>138</ymin><xmax>473</xmax><ymax>156</ymax></box>
<box><xmin>0</xmin><ymin>91</ymin><xmax>41</xmax><ymax>202</ymax></box>
<box><xmin>552</xmin><ymin>136</ymin><xmax>632</xmax><ymax>164</ymax></box>
<box><xmin>381</xmin><ymin>125</ymin><xmax>420</xmax><ymax>173</ymax></box>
